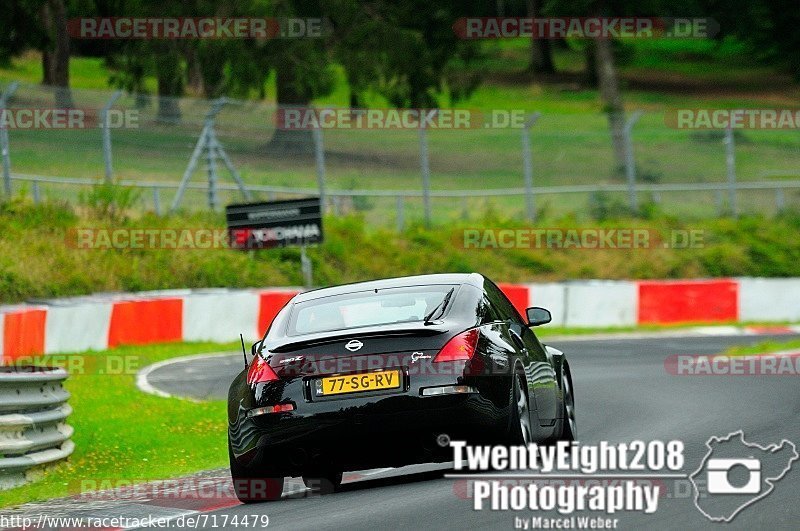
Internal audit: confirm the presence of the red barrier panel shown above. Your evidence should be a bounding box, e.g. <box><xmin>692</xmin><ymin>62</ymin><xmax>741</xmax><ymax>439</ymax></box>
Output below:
<box><xmin>3</xmin><ymin>308</ymin><xmax>47</xmax><ymax>360</ymax></box>
<box><xmin>638</xmin><ymin>280</ymin><xmax>739</xmax><ymax>324</ymax></box>
<box><xmin>108</xmin><ymin>298</ymin><xmax>183</xmax><ymax>347</ymax></box>
<box><xmin>257</xmin><ymin>291</ymin><xmax>299</xmax><ymax>335</ymax></box>
<box><xmin>498</xmin><ymin>283</ymin><xmax>530</xmax><ymax>319</ymax></box>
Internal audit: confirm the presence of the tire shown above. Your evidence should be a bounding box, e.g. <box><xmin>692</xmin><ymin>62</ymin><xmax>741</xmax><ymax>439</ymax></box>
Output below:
<box><xmin>302</xmin><ymin>471</ymin><xmax>344</xmax><ymax>494</ymax></box>
<box><xmin>559</xmin><ymin>365</ymin><xmax>577</xmax><ymax>442</ymax></box>
<box><xmin>507</xmin><ymin>371</ymin><xmax>533</xmax><ymax>445</ymax></box>
<box><xmin>228</xmin><ymin>440</ymin><xmax>284</xmax><ymax>503</ymax></box>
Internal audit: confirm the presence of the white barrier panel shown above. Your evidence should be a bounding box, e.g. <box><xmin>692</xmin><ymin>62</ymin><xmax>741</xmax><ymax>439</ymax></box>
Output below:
<box><xmin>45</xmin><ymin>302</ymin><xmax>113</xmax><ymax>354</ymax></box>
<box><xmin>528</xmin><ymin>283</ymin><xmax>567</xmax><ymax>327</ymax></box>
<box><xmin>738</xmin><ymin>278</ymin><xmax>800</xmax><ymax>322</ymax></box>
<box><xmin>183</xmin><ymin>290</ymin><xmax>261</xmax><ymax>343</ymax></box>
<box><xmin>563</xmin><ymin>280</ymin><xmax>637</xmax><ymax>327</ymax></box>
<box><xmin>134</xmin><ymin>289</ymin><xmax>194</xmax><ymax>300</ymax></box>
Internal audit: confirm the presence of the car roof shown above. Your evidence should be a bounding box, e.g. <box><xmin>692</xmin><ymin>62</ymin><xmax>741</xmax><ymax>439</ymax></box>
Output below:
<box><xmin>292</xmin><ymin>273</ymin><xmax>486</xmax><ymax>303</ymax></box>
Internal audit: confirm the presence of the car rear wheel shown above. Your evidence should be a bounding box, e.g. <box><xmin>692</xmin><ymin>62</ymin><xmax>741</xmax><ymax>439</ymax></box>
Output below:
<box><xmin>228</xmin><ymin>440</ymin><xmax>284</xmax><ymax>503</ymax></box>
<box><xmin>560</xmin><ymin>365</ymin><xmax>577</xmax><ymax>441</ymax></box>
<box><xmin>302</xmin><ymin>471</ymin><xmax>343</xmax><ymax>494</ymax></box>
<box><xmin>507</xmin><ymin>372</ymin><xmax>533</xmax><ymax>445</ymax></box>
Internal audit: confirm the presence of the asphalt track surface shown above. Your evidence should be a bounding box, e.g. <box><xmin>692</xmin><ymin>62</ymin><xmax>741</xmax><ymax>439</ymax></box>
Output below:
<box><xmin>135</xmin><ymin>333</ymin><xmax>800</xmax><ymax>530</ymax></box>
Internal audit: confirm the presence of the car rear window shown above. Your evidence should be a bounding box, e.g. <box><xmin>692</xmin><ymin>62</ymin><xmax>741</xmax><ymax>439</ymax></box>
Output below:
<box><xmin>287</xmin><ymin>284</ymin><xmax>458</xmax><ymax>336</ymax></box>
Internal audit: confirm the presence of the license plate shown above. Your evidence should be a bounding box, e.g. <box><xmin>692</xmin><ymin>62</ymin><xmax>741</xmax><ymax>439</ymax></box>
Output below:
<box><xmin>315</xmin><ymin>370</ymin><xmax>401</xmax><ymax>396</ymax></box>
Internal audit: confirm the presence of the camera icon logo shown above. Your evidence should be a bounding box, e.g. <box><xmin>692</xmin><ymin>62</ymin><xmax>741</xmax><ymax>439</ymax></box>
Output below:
<box><xmin>690</xmin><ymin>430</ymin><xmax>798</xmax><ymax>522</ymax></box>
<box><xmin>706</xmin><ymin>457</ymin><xmax>761</xmax><ymax>494</ymax></box>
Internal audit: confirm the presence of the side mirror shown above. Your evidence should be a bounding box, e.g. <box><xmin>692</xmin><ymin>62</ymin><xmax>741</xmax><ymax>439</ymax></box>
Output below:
<box><xmin>251</xmin><ymin>340</ymin><xmax>263</xmax><ymax>358</ymax></box>
<box><xmin>526</xmin><ymin>307</ymin><xmax>552</xmax><ymax>327</ymax></box>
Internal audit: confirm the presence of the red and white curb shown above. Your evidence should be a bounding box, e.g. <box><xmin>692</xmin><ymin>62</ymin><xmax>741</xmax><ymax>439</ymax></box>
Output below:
<box><xmin>2</xmin><ymin>278</ymin><xmax>799</xmax><ymax>362</ymax></box>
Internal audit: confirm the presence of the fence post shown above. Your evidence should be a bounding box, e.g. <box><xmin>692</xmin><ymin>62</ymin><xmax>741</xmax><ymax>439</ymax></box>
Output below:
<box><xmin>623</xmin><ymin>111</ymin><xmax>642</xmax><ymax>213</ymax></box>
<box><xmin>32</xmin><ymin>181</ymin><xmax>41</xmax><ymax>204</ymax></box>
<box><xmin>1</xmin><ymin>82</ymin><xmax>19</xmax><ymax>197</ymax></box>
<box><xmin>153</xmin><ymin>186</ymin><xmax>161</xmax><ymax>216</ymax></box>
<box><xmin>171</xmin><ymin>98</ymin><xmax>229</xmax><ymax>212</ymax></box>
<box><xmin>396</xmin><ymin>196</ymin><xmax>405</xmax><ymax>232</ymax></box>
<box><xmin>206</xmin><ymin>124</ymin><xmax>218</xmax><ymax>210</ymax></box>
<box><xmin>101</xmin><ymin>91</ymin><xmax>123</xmax><ymax>182</ymax></box>
<box><xmin>419</xmin><ymin>110</ymin><xmax>434</xmax><ymax>227</ymax></box>
<box><xmin>521</xmin><ymin>112</ymin><xmax>541</xmax><ymax>222</ymax></box>
<box><xmin>312</xmin><ymin>126</ymin><xmax>327</xmax><ymax>212</ymax></box>
<box><xmin>300</xmin><ymin>246</ymin><xmax>313</xmax><ymax>289</ymax></box>
<box><xmin>775</xmin><ymin>188</ymin><xmax>785</xmax><ymax>214</ymax></box>
<box><xmin>724</xmin><ymin>125</ymin><xmax>738</xmax><ymax>217</ymax></box>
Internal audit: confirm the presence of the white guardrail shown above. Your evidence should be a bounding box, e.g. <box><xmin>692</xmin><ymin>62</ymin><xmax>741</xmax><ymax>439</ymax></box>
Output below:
<box><xmin>0</xmin><ymin>366</ymin><xmax>74</xmax><ymax>490</ymax></box>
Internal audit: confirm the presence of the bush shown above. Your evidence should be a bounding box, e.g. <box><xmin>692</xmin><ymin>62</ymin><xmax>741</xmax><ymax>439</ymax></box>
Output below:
<box><xmin>79</xmin><ymin>180</ymin><xmax>142</xmax><ymax>220</ymax></box>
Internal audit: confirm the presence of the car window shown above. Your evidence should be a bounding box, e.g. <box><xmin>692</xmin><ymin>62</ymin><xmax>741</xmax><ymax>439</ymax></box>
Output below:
<box><xmin>287</xmin><ymin>284</ymin><xmax>457</xmax><ymax>336</ymax></box>
<box><xmin>476</xmin><ymin>291</ymin><xmax>500</xmax><ymax>324</ymax></box>
<box><xmin>484</xmin><ymin>280</ymin><xmax>525</xmax><ymax>325</ymax></box>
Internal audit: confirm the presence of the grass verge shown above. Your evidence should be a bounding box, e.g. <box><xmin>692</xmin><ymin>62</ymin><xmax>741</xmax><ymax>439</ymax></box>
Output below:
<box><xmin>0</xmin><ymin>341</ymin><xmax>238</xmax><ymax>509</ymax></box>
<box><xmin>723</xmin><ymin>339</ymin><xmax>800</xmax><ymax>357</ymax></box>
<box><xmin>2</xmin><ymin>200</ymin><xmax>800</xmax><ymax>304</ymax></box>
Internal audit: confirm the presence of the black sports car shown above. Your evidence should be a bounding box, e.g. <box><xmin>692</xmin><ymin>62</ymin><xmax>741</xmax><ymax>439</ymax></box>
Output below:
<box><xmin>227</xmin><ymin>273</ymin><xmax>576</xmax><ymax>502</ymax></box>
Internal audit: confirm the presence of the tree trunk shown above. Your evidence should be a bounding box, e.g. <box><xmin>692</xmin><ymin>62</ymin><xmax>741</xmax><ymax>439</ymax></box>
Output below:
<box><xmin>185</xmin><ymin>47</ymin><xmax>205</xmax><ymax>96</ymax></box>
<box><xmin>155</xmin><ymin>48</ymin><xmax>183</xmax><ymax>124</ymax></box>
<box><xmin>593</xmin><ymin>36</ymin><xmax>625</xmax><ymax>169</ymax></box>
<box><xmin>583</xmin><ymin>43</ymin><xmax>597</xmax><ymax>85</ymax></box>
<box><xmin>526</xmin><ymin>0</ymin><xmax>555</xmax><ymax>74</ymax></box>
<box><xmin>40</xmin><ymin>2</ymin><xmax>54</xmax><ymax>85</ymax></box>
<box><xmin>40</xmin><ymin>0</ymin><xmax>73</xmax><ymax>107</ymax></box>
<box><xmin>267</xmin><ymin>66</ymin><xmax>314</xmax><ymax>155</ymax></box>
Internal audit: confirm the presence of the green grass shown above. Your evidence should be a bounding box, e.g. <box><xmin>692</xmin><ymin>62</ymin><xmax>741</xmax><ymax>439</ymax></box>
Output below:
<box><xmin>0</xmin><ymin>53</ymin><xmax>142</xmax><ymax>91</ymax></box>
<box><xmin>0</xmin><ymin>341</ymin><xmax>238</xmax><ymax>509</ymax></box>
<box><xmin>723</xmin><ymin>338</ymin><xmax>800</xmax><ymax>357</ymax></box>
<box><xmin>2</xmin><ymin>41</ymin><xmax>800</xmax><ymax>222</ymax></box>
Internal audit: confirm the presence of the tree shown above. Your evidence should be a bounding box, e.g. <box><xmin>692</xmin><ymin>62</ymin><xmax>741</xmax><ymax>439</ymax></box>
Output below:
<box><xmin>153</xmin><ymin>42</ymin><xmax>184</xmax><ymax>123</ymax></box>
<box><xmin>526</xmin><ymin>0</ymin><xmax>555</xmax><ymax>74</ymax></box>
<box><xmin>0</xmin><ymin>0</ymin><xmax>73</xmax><ymax>105</ymax></box>
<box><xmin>703</xmin><ymin>0</ymin><xmax>800</xmax><ymax>80</ymax></box>
<box><xmin>592</xmin><ymin>34</ymin><xmax>625</xmax><ymax>168</ymax></box>
<box><xmin>40</xmin><ymin>0</ymin><xmax>71</xmax><ymax>92</ymax></box>
<box><xmin>327</xmin><ymin>0</ymin><xmax>490</xmax><ymax>109</ymax></box>
<box><xmin>0</xmin><ymin>1</ymin><xmax>40</xmax><ymax>67</ymax></box>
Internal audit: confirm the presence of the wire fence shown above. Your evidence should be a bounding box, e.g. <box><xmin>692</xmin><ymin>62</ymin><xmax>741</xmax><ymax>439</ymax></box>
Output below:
<box><xmin>2</xmin><ymin>81</ymin><xmax>799</xmax><ymax>228</ymax></box>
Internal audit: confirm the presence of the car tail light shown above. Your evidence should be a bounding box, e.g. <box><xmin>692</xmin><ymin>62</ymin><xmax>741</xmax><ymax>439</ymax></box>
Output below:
<box><xmin>433</xmin><ymin>329</ymin><xmax>479</xmax><ymax>362</ymax></box>
<box><xmin>247</xmin><ymin>355</ymin><xmax>279</xmax><ymax>384</ymax></box>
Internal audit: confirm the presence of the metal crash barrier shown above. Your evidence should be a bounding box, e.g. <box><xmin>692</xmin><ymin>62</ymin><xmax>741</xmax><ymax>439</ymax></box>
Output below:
<box><xmin>0</xmin><ymin>366</ymin><xmax>74</xmax><ymax>490</ymax></box>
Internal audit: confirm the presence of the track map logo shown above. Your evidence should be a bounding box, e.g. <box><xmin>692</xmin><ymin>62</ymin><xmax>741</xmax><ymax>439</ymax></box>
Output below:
<box><xmin>689</xmin><ymin>431</ymin><xmax>798</xmax><ymax>522</ymax></box>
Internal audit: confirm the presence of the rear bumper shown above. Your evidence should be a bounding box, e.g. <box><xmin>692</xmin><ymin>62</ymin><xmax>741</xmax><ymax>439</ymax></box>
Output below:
<box><xmin>232</xmin><ymin>392</ymin><xmax>509</xmax><ymax>476</ymax></box>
